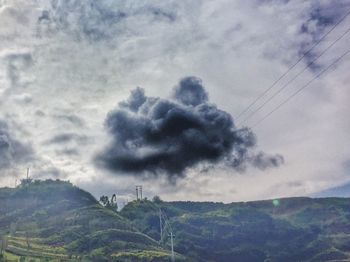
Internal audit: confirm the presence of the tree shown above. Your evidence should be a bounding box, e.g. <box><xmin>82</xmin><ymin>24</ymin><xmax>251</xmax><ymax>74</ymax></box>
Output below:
<box><xmin>110</xmin><ymin>194</ymin><xmax>118</xmax><ymax>211</ymax></box>
<box><xmin>99</xmin><ymin>195</ymin><xmax>118</xmax><ymax>212</ymax></box>
<box><xmin>152</xmin><ymin>195</ymin><xmax>163</xmax><ymax>204</ymax></box>
<box><xmin>99</xmin><ymin>195</ymin><xmax>109</xmax><ymax>206</ymax></box>
<box><xmin>20</xmin><ymin>178</ymin><xmax>33</xmax><ymax>187</ymax></box>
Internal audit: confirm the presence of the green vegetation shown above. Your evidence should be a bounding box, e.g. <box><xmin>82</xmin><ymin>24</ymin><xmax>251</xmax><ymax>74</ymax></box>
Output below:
<box><xmin>120</xmin><ymin>197</ymin><xmax>350</xmax><ymax>262</ymax></box>
<box><xmin>99</xmin><ymin>194</ymin><xmax>118</xmax><ymax>212</ymax></box>
<box><xmin>111</xmin><ymin>250</ymin><xmax>185</xmax><ymax>262</ymax></box>
<box><xmin>1</xmin><ymin>179</ymin><xmax>350</xmax><ymax>261</ymax></box>
<box><xmin>0</xmin><ymin>180</ymin><xmax>170</xmax><ymax>261</ymax></box>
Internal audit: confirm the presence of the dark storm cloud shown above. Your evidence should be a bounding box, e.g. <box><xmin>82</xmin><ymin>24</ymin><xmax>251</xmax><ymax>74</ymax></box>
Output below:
<box><xmin>45</xmin><ymin>131</ymin><xmax>92</xmax><ymax>157</ymax></box>
<box><xmin>38</xmin><ymin>10</ymin><xmax>50</xmax><ymax>22</ymax></box>
<box><xmin>96</xmin><ymin>77</ymin><xmax>283</xmax><ymax>180</ymax></box>
<box><xmin>173</xmin><ymin>77</ymin><xmax>208</xmax><ymax>106</ymax></box>
<box><xmin>0</xmin><ymin>120</ymin><xmax>34</xmax><ymax>171</ymax></box>
<box><xmin>55</xmin><ymin>148</ymin><xmax>80</xmax><ymax>156</ymax></box>
<box><xmin>45</xmin><ymin>133</ymin><xmax>89</xmax><ymax>145</ymax></box>
<box><xmin>250</xmin><ymin>152</ymin><xmax>284</xmax><ymax>170</ymax></box>
<box><xmin>299</xmin><ymin>1</ymin><xmax>350</xmax><ymax>69</ymax></box>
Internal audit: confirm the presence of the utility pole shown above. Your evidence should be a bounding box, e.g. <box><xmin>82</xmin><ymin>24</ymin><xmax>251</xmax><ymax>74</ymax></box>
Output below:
<box><xmin>169</xmin><ymin>232</ymin><xmax>175</xmax><ymax>262</ymax></box>
<box><xmin>135</xmin><ymin>185</ymin><xmax>143</xmax><ymax>200</ymax></box>
<box><xmin>26</xmin><ymin>167</ymin><xmax>29</xmax><ymax>179</ymax></box>
<box><xmin>159</xmin><ymin>209</ymin><xmax>163</xmax><ymax>243</ymax></box>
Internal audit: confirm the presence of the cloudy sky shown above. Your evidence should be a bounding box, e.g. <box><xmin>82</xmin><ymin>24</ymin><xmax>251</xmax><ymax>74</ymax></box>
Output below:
<box><xmin>0</xmin><ymin>0</ymin><xmax>349</xmax><ymax>204</ymax></box>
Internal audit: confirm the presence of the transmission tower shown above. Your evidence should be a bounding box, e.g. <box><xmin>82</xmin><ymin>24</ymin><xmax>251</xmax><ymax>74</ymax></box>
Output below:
<box><xmin>159</xmin><ymin>209</ymin><xmax>163</xmax><ymax>243</ymax></box>
<box><xmin>169</xmin><ymin>232</ymin><xmax>175</xmax><ymax>262</ymax></box>
<box><xmin>159</xmin><ymin>208</ymin><xmax>175</xmax><ymax>261</ymax></box>
<box><xmin>135</xmin><ymin>185</ymin><xmax>143</xmax><ymax>200</ymax></box>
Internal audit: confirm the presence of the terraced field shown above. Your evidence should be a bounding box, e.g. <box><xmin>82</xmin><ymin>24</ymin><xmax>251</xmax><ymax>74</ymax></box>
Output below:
<box><xmin>5</xmin><ymin>236</ymin><xmax>69</xmax><ymax>259</ymax></box>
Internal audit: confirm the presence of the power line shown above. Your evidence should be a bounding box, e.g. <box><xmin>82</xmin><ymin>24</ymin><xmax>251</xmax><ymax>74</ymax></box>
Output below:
<box><xmin>235</xmin><ymin>8</ymin><xmax>350</xmax><ymax>120</ymax></box>
<box><xmin>251</xmin><ymin>49</ymin><xmax>349</xmax><ymax>128</ymax></box>
<box><xmin>158</xmin><ymin>208</ymin><xmax>176</xmax><ymax>260</ymax></box>
<box><xmin>238</xmin><ymin>26</ymin><xmax>350</xmax><ymax>125</ymax></box>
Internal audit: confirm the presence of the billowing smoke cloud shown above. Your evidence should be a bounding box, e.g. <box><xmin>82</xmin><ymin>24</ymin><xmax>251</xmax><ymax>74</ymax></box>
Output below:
<box><xmin>96</xmin><ymin>77</ymin><xmax>283</xmax><ymax>180</ymax></box>
<box><xmin>0</xmin><ymin>120</ymin><xmax>34</xmax><ymax>172</ymax></box>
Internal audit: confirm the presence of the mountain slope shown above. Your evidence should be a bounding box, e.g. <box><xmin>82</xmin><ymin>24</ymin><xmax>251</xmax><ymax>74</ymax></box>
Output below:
<box><xmin>120</xmin><ymin>197</ymin><xmax>350</xmax><ymax>262</ymax></box>
<box><xmin>1</xmin><ymin>180</ymin><xmax>350</xmax><ymax>262</ymax></box>
<box><xmin>0</xmin><ymin>180</ymin><xmax>175</xmax><ymax>261</ymax></box>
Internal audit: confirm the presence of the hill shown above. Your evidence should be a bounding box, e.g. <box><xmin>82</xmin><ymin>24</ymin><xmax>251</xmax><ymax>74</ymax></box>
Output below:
<box><xmin>0</xmin><ymin>180</ymin><xmax>175</xmax><ymax>261</ymax></box>
<box><xmin>1</xmin><ymin>180</ymin><xmax>350</xmax><ymax>261</ymax></box>
<box><xmin>120</xmin><ymin>197</ymin><xmax>350</xmax><ymax>262</ymax></box>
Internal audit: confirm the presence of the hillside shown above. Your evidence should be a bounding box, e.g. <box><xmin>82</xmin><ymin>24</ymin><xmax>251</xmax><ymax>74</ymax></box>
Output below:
<box><xmin>0</xmin><ymin>180</ymin><xmax>175</xmax><ymax>261</ymax></box>
<box><xmin>121</xmin><ymin>197</ymin><xmax>350</xmax><ymax>262</ymax></box>
<box><xmin>1</xmin><ymin>180</ymin><xmax>350</xmax><ymax>262</ymax></box>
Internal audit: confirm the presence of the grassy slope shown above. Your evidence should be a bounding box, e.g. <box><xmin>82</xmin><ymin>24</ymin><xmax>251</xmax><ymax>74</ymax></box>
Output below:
<box><xmin>0</xmin><ymin>180</ymin><xmax>173</xmax><ymax>261</ymax></box>
<box><xmin>120</xmin><ymin>197</ymin><xmax>350</xmax><ymax>262</ymax></box>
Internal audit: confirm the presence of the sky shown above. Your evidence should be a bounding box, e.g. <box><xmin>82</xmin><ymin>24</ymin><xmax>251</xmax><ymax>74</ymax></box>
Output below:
<box><xmin>0</xmin><ymin>0</ymin><xmax>349</xmax><ymax>204</ymax></box>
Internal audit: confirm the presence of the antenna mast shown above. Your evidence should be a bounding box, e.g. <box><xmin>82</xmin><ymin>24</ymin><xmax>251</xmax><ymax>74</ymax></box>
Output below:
<box><xmin>135</xmin><ymin>185</ymin><xmax>143</xmax><ymax>200</ymax></box>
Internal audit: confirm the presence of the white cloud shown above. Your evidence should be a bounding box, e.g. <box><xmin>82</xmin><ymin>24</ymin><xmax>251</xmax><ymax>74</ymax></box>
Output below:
<box><xmin>0</xmin><ymin>0</ymin><xmax>349</xmax><ymax>202</ymax></box>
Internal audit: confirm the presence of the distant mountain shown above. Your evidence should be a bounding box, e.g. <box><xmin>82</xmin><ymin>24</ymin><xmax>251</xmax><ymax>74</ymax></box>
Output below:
<box><xmin>313</xmin><ymin>182</ymin><xmax>350</xmax><ymax>198</ymax></box>
<box><xmin>1</xmin><ymin>180</ymin><xmax>350</xmax><ymax>261</ymax></box>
